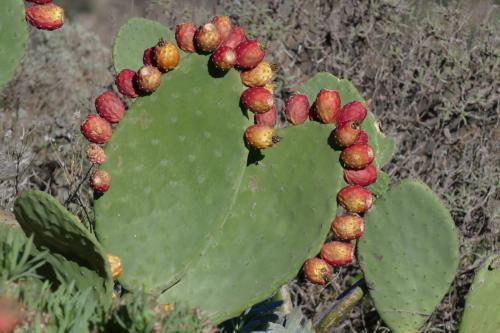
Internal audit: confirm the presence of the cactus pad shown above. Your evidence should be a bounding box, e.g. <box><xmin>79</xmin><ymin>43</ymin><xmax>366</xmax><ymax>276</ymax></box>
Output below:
<box><xmin>0</xmin><ymin>0</ymin><xmax>28</xmax><ymax>92</ymax></box>
<box><xmin>96</xmin><ymin>19</ymin><xmax>248</xmax><ymax>293</ymax></box>
<box><xmin>14</xmin><ymin>191</ymin><xmax>113</xmax><ymax>300</ymax></box>
<box><xmin>358</xmin><ymin>180</ymin><xmax>459</xmax><ymax>333</ymax></box>
<box><xmin>113</xmin><ymin>18</ymin><xmax>175</xmax><ymax>72</ymax></box>
<box><xmin>459</xmin><ymin>254</ymin><xmax>500</xmax><ymax>333</ymax></box>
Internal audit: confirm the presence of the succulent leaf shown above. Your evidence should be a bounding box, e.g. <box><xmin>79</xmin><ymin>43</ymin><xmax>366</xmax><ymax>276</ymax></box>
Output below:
<box><xmin>358</xmin><ymin>180</ymin><xmax>459</xmax><ymax>333</ymax></box>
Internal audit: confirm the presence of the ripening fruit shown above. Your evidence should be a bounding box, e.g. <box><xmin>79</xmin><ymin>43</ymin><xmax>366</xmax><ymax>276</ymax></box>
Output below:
<box><xmin>331</xmin><ymin>215</ymin><xmax>364</xmax><ymax>240</ymax></box>
<box><xmin>313</xmin><ymin>89</ymin><xmax>341</xmax><ymax>124</ymax></box>
<box><xmin>26</xmin><ymin>0</ymin><xmax>52</xmax><ymax>4</ymax></box>
<box><xmin>340</xmin><ymin>144</ymin><xmax>374</xmax><ymax>170</ymax></box>
<box><xmin>337</xmin><ymin>185</ymin><xmax>373</xmax><ymax>213</ymax></box>
<box><xmin>240</xmin><ymin>61</ymin><xmax>273</xmax><ymax>87</ymax></box>
<box><xmin>81</xmin><ymin>115</ymin><xmax>112</xmax><ymax>144</ymax></box>
<box><xmin>86</xmin><ymin>144</ymin><xmax>106</xmax><ymax>165</ymax></box>
<box><xmin>337</xmin><ymin>101</ymin><xmax>367</xmax><ymax>125</ymax></box>
<box><xmin>285</xmin><ymin>94</ymin><xmax>310</xmax><ymax>125</ymax></box>
<box><xmin>0</xmin><ymin>297</ymin><xmax>23</xmax><ymax>333</ymax></box>
<box><xmin>344</xmin><ymin>164</ymin><xmax>377</xmax><ymax>186</ymax></box>
<box><xmin>221</xmin><ymin>26</ymin><xmax>247</xmax><ymax>48</ymax></box>
<box><xmin>26</xmin><ymin>3</ymin><xmax>64</xmax><ymax>30</ymax></box>
<box><xmin>211</xmin><ymin>46</ymin><xmax>237</xmax><ymax>71</ymax></box>
<box><xmin>320</xmin><ymin>241</ymin><xmax>354</xmax><ymax>266</ymax></box>
<box><xmin>235</xmin><ymin>40</ymin><xmax>265</xmax><ymax>70</ymax></box>
<box><xmin>115</xmin><ymin>69</ymin><xmax>139</xmax><ymax>98</ymax></box>
<box><xmin>194</xmin><ymin>23</ymin><xmax>221</xmax><ymax>53</ymax></box>
<box><xmin>334</xmin><ymin>120</ymin><xmax>361</xmax><ymax>148</ymax></box>
<box><xmin>212</xmin><ymin>16</ymin><xmax>232</xmax><ymax>42</ymax></box>
<box><xmin>95</xmin><ymin>91</ymin><xmax>125</xmax><ymax>124</ymax></box>
<box><xmin>175</xmin><ymin>22</ymin><xmax>196</xmax><ymax>53</ymax></box>
<box><xmin>143</xmin><ymin>47</ymin><xmax>154</xmax><ymax>66</ymax></box>
<box><xmin>241</xmin><ymin>87</ymin><xmax>274</xmax><ymax>114</ymax></box>
<box><xmin>303</xmin><ymin>258</ymin><xmax>333</xmax><ymax>285</ymax></box>
<box><xmin>107</xmin><ymin>254</ymin><xmax>123</xmax><ymax>280</ymax></box>
<box><xmin>354</xmin><ymin>130</ymin><xmax>369</xmax><ymax>145</ymax></box>
<box><xmin>136</xmin><ymin>66</ymin><xmax>162</xmax><ymax>94</ymax></box>
<box><xmin>244</xmin><ymin>125</ymin><xmax>276</xmax><ymax>149</ymax></box>
<box><xmin>154</xmin><ymin>38</ymin><xmax>180</xmax><ymax>72</ymax></box>
<box><xmin>263</xmin><ymin>83</ymin><xmax>275</xmax><ymax>94</ymax></box>
<box><xmin>90</xmin><ymin>169</ymin><xmax>111</xmax><ymax>193</ymax></box>
<box><xmin>254</xmin><ymin>107</ymin><xmax>277</xmax><ymax>127</ymax></box>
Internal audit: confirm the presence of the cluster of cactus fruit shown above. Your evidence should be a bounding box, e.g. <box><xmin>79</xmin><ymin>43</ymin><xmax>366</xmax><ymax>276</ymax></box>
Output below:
<box><xmin>302</xmin><ymin>98</ymin><xmax>376</xmax><ymax>284</ymax></box>
<box><xmin>3</xmin><ymin>2</ymin><xmax>498</xmax><ymax>331</ymax></box>
<box><xmin>81</xmin><ymin>15</ymin><xmax>278</xmax><ymax>193</ymax></box>
<box><xmin>24</xmin><ymin>0</ymin><xmax>64</xmax><ymax>31</ymax></box>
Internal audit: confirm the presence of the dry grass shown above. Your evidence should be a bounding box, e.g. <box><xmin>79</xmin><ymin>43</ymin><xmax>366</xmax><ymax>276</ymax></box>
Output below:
<box><xmin>1</xmin><ymin>0</ymin><xmax>498</xmax><ymax>332</ymax></box>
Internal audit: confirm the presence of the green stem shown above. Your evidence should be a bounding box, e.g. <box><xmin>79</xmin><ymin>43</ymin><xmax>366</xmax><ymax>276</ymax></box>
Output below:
<box><xmin>315</xmin><ymin>279</ymin><xmax>366</xmax><ymax>333</ymax></box>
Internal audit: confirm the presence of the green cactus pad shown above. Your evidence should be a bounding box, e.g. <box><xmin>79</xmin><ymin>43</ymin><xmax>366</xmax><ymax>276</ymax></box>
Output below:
<box><xmin>368</xmin><ymin>170</ymin><xmax>390</xmax><ymax>196</ymax></box>
<box><xmin>459</xmin><ymin>254</ymin><xmax>500</xmax><ymax>333</ymax></box>
<box><xmin>97</xmin><ymin>20</ymin><xmax>248</xmax><ymax>293</ymax></box>
<box><xmin>160</xmin><ymin>122</ymin><xmax>343</xmax><ymax>322</ymax></box>
<box><xmin>358</xmin><ymin>180</ymin><xmax>459</xmax><ymax>333</ymax></box>
<box><xmin>14</xmin><ymin>191</ymin><xmax>113</xmax><ymax>301</ymax></box>
<box><xmin>0</xmin><ymin>0</ymin><xmax>28</xmax><ymax>92</ymax></box>
<box><xmin>113</xmin><ymin>18</ymin><xmax>175</xmax><ymax>72</ymax></box>
<box><xmin>299</xmin><ymin>72</ymin><xmax>396</xmax><ymax>168</ymax></box>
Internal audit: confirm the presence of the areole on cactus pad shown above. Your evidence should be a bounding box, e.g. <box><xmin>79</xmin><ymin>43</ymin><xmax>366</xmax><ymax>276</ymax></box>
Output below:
<box><xmin>90</xmin><ymin>18</ymin><xmax>396</xmax><ymax>323</ymax></box>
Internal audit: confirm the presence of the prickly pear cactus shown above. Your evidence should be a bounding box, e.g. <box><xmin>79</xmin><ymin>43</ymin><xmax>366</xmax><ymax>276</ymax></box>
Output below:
<box><xmin>95</xmin><ymin>18</ymin><xmax>396</xmax><ymax>323</ymax></box>
<box><xmin>14</xmin><ymin>191</ymin><xmax>113</xmax><ymax>302</ymax></box>
<box><xmin>0</xmin><ymin>0</ymin><xmax>28</xmax><ymax>92</ymax></box>
<box><xmin>358</xmin><ymin>180</ymin><xmax>460</xmax><ymax>333</ymax></box>
<box><xmin>459</xmin><ymin>254</ymin><xmax>500</xmax><ymax>333</ymax></box>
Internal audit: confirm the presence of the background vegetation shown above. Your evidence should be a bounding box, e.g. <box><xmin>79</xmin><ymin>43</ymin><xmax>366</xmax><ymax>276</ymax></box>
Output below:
<box><xmin>1</xmin><ymin>0</ymin><xmax>498</xmax><ymax>332</ymax></box>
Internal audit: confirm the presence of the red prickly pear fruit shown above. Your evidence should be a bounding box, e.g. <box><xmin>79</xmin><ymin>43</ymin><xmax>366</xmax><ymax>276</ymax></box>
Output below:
<box><xmin>90</xmin><ymin>169</ymin><xmax>111</xmax><ymax>193</ymax></box>
<box><xmin>86</xmin><ymin>144</ymin><xmax>106</xmax><ymax>165</ymax></box>
<box><xmin>285</xmin><ymin>94</ymin><xmax>310</xmax><ymax>125</ymax></box>
<box><xmin>0</xmin><ymin>297</ymin><xmax>23</xmax><ymax>333</ymax></box>
<box><xmin>154</xmin><ymin>38</ymin><xmax>180</xmax><ymax>72</ymax></box>
<box><xmin>95</xmin><ymin>91</ymin><xmax>125</xmax><ymax>124</ymax></box>
<box><xmin>303</xmin><ymin>258</ymin><xmax>332</xmax><ymax>285</ymax></box>
<box><xmin>313</xmin><ymin>89</ymin><xmax>341</xmax><ymax>124</ymax></box>
<box><xmin>211</xmin><ymin>46</ymin><xmax>236</xmax><ymax>71</ymax></box>
<box><xmin>354</xmin><ymin>130</ymin><xmax>369</xmax><ymax>145</ymax></box>
<box><xmin>254</xmin><ymin>107</ymin><xmax>277</xmax><ymax>127</ymax></box>
<box><xmin>115</xmin><ymin>69</ymin><xmax>139</xmax><ymax>98</ymax></box>
<box><xmin>221</xmin><ymin>26</ymin><xmax>247</xmax><ymax>48</ymax></box>
<box><xmin>175</xmin><ymin>22</ymin><xmax>196</xmax><ymax>53</ymax></box>
<box><xmin>244</xmin><ymin>125</ymin><xmax>277</xmax><ymax>149</ymax></box>
<box><xmin>194</xmin><ymin>23</ymin><xmax>221</xmax><ymax>53</ymax></box>
<box><xmin>344</xmin><ymin>164</ymin><xmax>377</xmax><ymax>186</ymax></box>
<box><xmin>334</xmin><ymin>120</ymin><xmax>361</xmax><ymax>148</ymax></box>
<box><xmin>331</xmin><ymin>215</ymin><xmax>364</xmax><ymax>240</ymax></box>
<box><xmin>235</xmin><ymin>40</ymin><xmax>265</xmax><ymax>70</ymax></box>
<box><xmin>320</xmin><ymin>241</ymin><xmax>354</xmax><ymax>266</ymax></box>
<box><xmin>241</xmin><ymin>87</ymin><xmax>274</xmax><ymax>114</ymax></box>
<box><xmin>27</xmin><ymin>0</ymin><xmax>52</xmax><ymax>4</ymax></box>
<box><xmin>240</xmin><ymin>61</ymin><xmax>273</xmax><ymax>87</ymax></box>
<box><xmin>143</xmin><ymin>47</ymin><xmax>154</xmax><ymax>66</ymax></box>
<box><xmin>136</xmin><ymin>66</ymin><xmax>162</xmax><ymax>94</ymax></box>
<box><xmin>337</xmin><ymin>101</ymin><xmax>367</xmax><ymax>125</ymax></box>
<box><xmin>81</xmin><ymin>115</ymin><xmax>112</xmax><ymax>145</ymax></box>
<box><xmin>337</xmin><ymin>185</ymin><xmax>373</xmax><ymax>213</ymax></box>
<box><xmin>340</xmin><ymin>144</ymin><xmax>374</xmax><ymax>170</ymax></box>
<box><xmin>212</xmin><ymin>16</ymin><xmax>233</xmax><ymax>42</ymax></box>
<box><xmin>26</xmin><ymin>3</ymin><xmax>64</xmax><ymax>31</ymax></box>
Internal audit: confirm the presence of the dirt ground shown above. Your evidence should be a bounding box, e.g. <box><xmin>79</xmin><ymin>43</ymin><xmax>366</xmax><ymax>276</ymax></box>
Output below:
<box><xmin>1</xmin><ymin>0</ymin><xmax>498</xmax><ymax>332</ymax></box>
